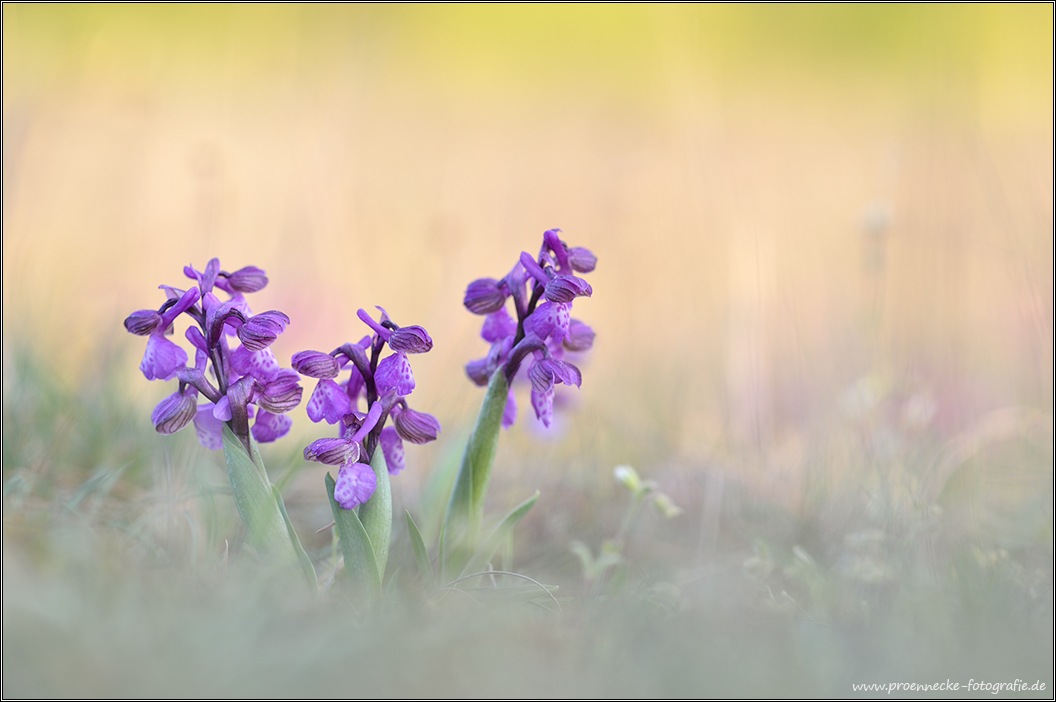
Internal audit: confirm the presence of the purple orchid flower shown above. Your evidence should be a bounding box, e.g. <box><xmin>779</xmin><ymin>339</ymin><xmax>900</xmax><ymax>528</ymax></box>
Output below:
<box><xmin>295</xmin><ymin>307</ymin><xmax>440</xmax><ymax>509</ymax></box>
<box><xmin>124</xmin><ymin>259</ymin><xmax>302</xmax><ymax>453</ymax></box>
<box><xmin>462</xmin><ymin>229</ymin><xmax>596</xmax><ymax>428</ymax></box>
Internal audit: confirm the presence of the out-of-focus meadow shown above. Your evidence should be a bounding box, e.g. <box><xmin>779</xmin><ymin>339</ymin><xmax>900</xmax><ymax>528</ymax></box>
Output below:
<box><xmin>3</xmin><ymin>5</ymin><xmax>1053</xmax><ymax>697</ymax></box>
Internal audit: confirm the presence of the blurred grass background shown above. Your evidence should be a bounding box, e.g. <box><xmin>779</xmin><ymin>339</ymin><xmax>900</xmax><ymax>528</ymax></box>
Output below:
<box><xmin>3</xmin><ymin>5</ymin><xmax>1053</xmax><ymax>697</ymax></box>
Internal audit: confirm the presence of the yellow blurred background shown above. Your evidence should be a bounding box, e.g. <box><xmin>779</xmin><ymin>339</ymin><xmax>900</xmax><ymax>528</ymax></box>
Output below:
<box><xmin>3</xmin><ymin>5</ymin><xmax>1052</xmax><ymax>490</ymax></box>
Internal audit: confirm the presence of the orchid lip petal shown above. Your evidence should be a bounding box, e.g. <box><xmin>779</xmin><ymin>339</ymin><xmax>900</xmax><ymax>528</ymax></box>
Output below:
<box><xmin>375</xmin><ymin>352</ymin><xmax>415</xmax><ymax>397</ymax></box>
<box><xmin>333</xmin><ymin>462</ymin><xmax>377</xmax><ymax>509</ymax></box>
<box><xmin>307</xmin><ymin>378</ymin><xmax>353</xmax><ymax>424</ymax></box>
<box><xmin>380</xmin><ymin>426</ymin><xmax>406</xmax><ymax>475</ymax></box>
<box><xmin>252</xmin><ymin>409</ymin><xmax>292</xmax><ymax>443</ymax></box>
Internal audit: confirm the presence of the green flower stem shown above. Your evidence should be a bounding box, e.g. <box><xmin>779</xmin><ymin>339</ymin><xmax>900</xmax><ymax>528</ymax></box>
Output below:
<box><xmin>326</xmin><ymin>448</ymin><xmax>391</xmax><ymax>602</ymax></box>
<box><xmin>441</xmin><ymin>369</ymin><xmax>509</xmax><ymax>578</ymax></box>
<box><xmin>357</xmin><ymin>448</ymin><xmax>392</xmax><ymax>584</ymax></box>
<box><xmin>221</xmin><ymin>424</ymin><xmax>316</xmax><ymax>589</ymax></box>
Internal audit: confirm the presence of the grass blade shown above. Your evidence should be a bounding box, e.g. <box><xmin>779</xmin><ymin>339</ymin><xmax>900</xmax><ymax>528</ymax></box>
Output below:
<box><xmin>406</xmin><ymin>510</ymin><xmax>437</xmax><ymax>590</ymax></box>
<box><xmin>325</xmin><ymin>472</ymin><xmax>381</xmax><ymax>598</ymax></box>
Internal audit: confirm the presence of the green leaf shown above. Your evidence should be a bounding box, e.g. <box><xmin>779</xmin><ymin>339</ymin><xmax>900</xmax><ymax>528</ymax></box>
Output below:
<box><xmin>406</xmin><ymin>510</ymin><xmax>437</xmax><ymax>590</ymax></box>
<box><xmin>570</xmin><ymin>540</ymin><xmax>596</xmax><ymax>579</ymax></box>
<box><xmin>272</xmin><ymin>484</ymin><xmax>318</xmax><ymax>590</ymax></box>
<box><xmin>442</xmin><ymin>369</ymin><xmax>509</xmax><ymax>571</ymax></box>
<box><xmin>357</xmin><ymin>447</ymin><xmax>392</xmax><ymax>583</ymax></box>
<box><xmin>418</xmin><ymin>427</ymin><xmax>469</xmax><ymax>542</ymax></box>
<box><xmin>221</xmin><ymin>424</ymin><xmax>303</xmax><ymax>569</ymax></box>
<box><xmin>462</xmin><ymin>491</ymin><xmax>539</xmax><ymax>578</ymax></box>
<box><xmin>325</xmin><ymin>472</ymin><xmax>381</xmax><ymax>597</ymax></box>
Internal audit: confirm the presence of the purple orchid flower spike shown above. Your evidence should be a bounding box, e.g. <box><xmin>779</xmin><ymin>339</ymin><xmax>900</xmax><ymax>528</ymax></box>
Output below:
<box><xmin>294</xmin><ymin>307</ymin><xmax>441</xmax><ymax>510</ymax></box>
<box><xmin>462</xmin><ymin>228</ymin><xmax>596</xmax><ymax>429</ymax></box>
<box><xmin>124</xmin><ymin>260</ymin><xmax>302</xmax><ymax>453</ymax></box>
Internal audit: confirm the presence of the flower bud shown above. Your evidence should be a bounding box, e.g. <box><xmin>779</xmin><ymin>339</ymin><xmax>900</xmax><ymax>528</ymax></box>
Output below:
<box><xmin>304</xmin><ymin>437</ymin><xmax>359</xmax><ymax>466</ymax></box>
<box><xmin>291</xmin><ymin>350</ymin><xmax>341</xmax><ymax>379</ymax></box>
<box><xmin>124</xmin><ymin>310</ymin><xmax>162</xmax><ymax>336</ymax></box>
<box><xmin>238</xmin><ymin>310</ymin><xmax>290</xmax><ymax>351</ymax></box>
<box><xmin>227</xmin><ymin>266</ymin><xmax>268</xmax><ymax>293</ymax></box>
<box><xmin>463</xmin><ymin>278</ymin><xmax>507</xmax><ymax>314</ymax></box>
<box><xmin>394</xmin><ymin>407</ymin><xmax>441</xmax><ymax>444</ymax></box>
<box><xmin>151</xmin><ymin>388</ymin><xmax>198</xmax><ymax>435</ymax></box>
<box><xmin>389</xmin><ymin>325</ymin><xmax>433</xmax><ymax>353</ymax></box>
<box><xmin>569</xmin><ymin>246</ymin><xmax>597</xmax><ymax>273</ymax></box>
<box><xmin>544</xmin><ymin>275</ymin><xmax>592</xmax><ymax>304</ymax></box>
<box><xmin>255</xmin><ymin>371</ymin><xmax>303</xmax><ymax>414</ymax></box>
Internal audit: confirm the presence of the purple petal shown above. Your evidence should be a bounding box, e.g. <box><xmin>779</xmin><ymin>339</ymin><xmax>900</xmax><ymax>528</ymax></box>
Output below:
<box><xmin>555</xmin><ymin>360</ymin><xmax>582</xmax><ymax>388</ymax></box>
<box><xmin>307</xmin><ymin>379</ymin><xmax>353</xmax><ymax>424</ymax></box>
<box><xmin>569</xmin><ymin>247</ymin><xmax>597</xmax><ymax>273</ymax></box>
<box><xmin>159</xmin><ymin>287</ymin><xmax>201</xmax><ymax>328</ymax></box>
<box><xmin>205</xmin><ymin>295</ymin><xmax>245</xmax><ymax>347</ymax></box>
<box><xmin>375</xmin><ymin>352</ymin><xmax>415</xmax><ymax>397</ymax></box>
<box><xmin>348</xmin><ymin>401</ymin><xmax>383</xmax><ymax>444</ymax></box>
<box><xmin>389</xmin><ymin>325</ymin><xmax>433</xmax><ymax>354</ymax></box>
<box><xmin>481</xmin><ymin>308</ymin><xmax>517</xmax><ymax>343</ymax></box>
<box><xmin>542</xmin><ymin>229</ymin><xmax>569</xmax><ymax>269</ymax></box>
<box><xmin>185</xmin><ymin>326</ymin><xmax>208</xmax><ymax>353</ymax></box>
<box><xmin>380</xmin><ymin>426</ymin><xmax>406</xmax><ymax>476</ymax></box>
<box><xmin>124</xmin><ymin>310</ymin><xmax>162</xmax><ymax>336</ymax></box>
<box><xmin>528</xmin><ymin>358</ymin><xmax>556</xmax><ymax>394</ymax></box>
<box><xmin>291</xmin><ymin>350</ymin><xmax>340</xmax><ymax>379</ymax></box>
<box><xmin>192</xmin><ymin>403</ymin><xmax>225</xmax><ymax>450</ymax></box>
<box><xmin>227</xmin><ymin>266</ymin><xmax>268</xmax><ymax>293</ymax></box>
<box><xmin>333</xmin><ymin>462</ymin><xmax>377</xmax><ymax>510</ymax></box>
<box><xmin>562</xmin><ymin>319</ymin><xmax>595</xmax><ymax>353</ymax></box>
<box><xmin>229</xmin><ymin>346</ymin><xmax>281</xmax><ymax>384</ymax></box>
<box><xmin>254</xmin><ymin>370</ymin><xmax>303</xmax><ymax>414</ymax></box>
<box><xmin>237</xmin><ymin>310</ymin><xmax>290</xmax><ymax>352</ymax></box>
<box><xmin>252</xmin><ymin>410</ymin><xmax>292</xmax><ymax>443</ymax></box>
<box><xmin>530</xmin><ymin>386</ymin><xmax>555</xmax><ymax>427</ymax></box>
<box><xmin>502</xmin><ymin>390</ymin><xmax>518</xmax><ymax>429</ymax></box>
<box><xmin>463</xmin><ymin>278</ymin><xmax>508</xmax><ymax>315</ymax></box>
<box><xmin>344</xmin><ymin>367</ymin><xmax>365</xmax><ymax>401</ymax></box>
<box><xmin>213</xmin><ymin>395</ymin><xmax>233</xmax><ymax>421</ymax></box>
<box><xmin>356</xmin><ymin>308</ymin><xmax>390</xmax><ymax>341</ymax></box>
<box><xmin>523</xmin><ymin>301</ymin><xmax>570</xmax><ymax>343</ymax></box>
<box><xmin>519</xmin><ymin>251</ymin><xmax>549</xmax><ymax>287</ymax></box>
<box><xmin>140</xmin><ymin>332</ymin><xmax>188</xmax><ymax>381</ymax></box>
<box><xmin>543</xmin><ymin>275</ymin><xmax>591</xmax><ymax>304</ymax></box>
<box><xmin>305</xmin><ymin>437</ymin><xmax>359</xmax><ymax>466</ymax></box>
<box><xmin>151</xmin><ymin>388</ymin><xmax>198</xmax><ymax>435</ymax></box>
<box><xmin>393</xmin><ymin>407</ymin><xmax>441</xmax><ymax>444</ymax></box>
<box><xmin>199</xmin><ymin>258</ymin><xmax>221</xmax><ymax>294</ymax></box>
<box><xmin>465</xmin><ymin>357</ymin><xmax>492</xmax><ymax>387</ymax></box>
